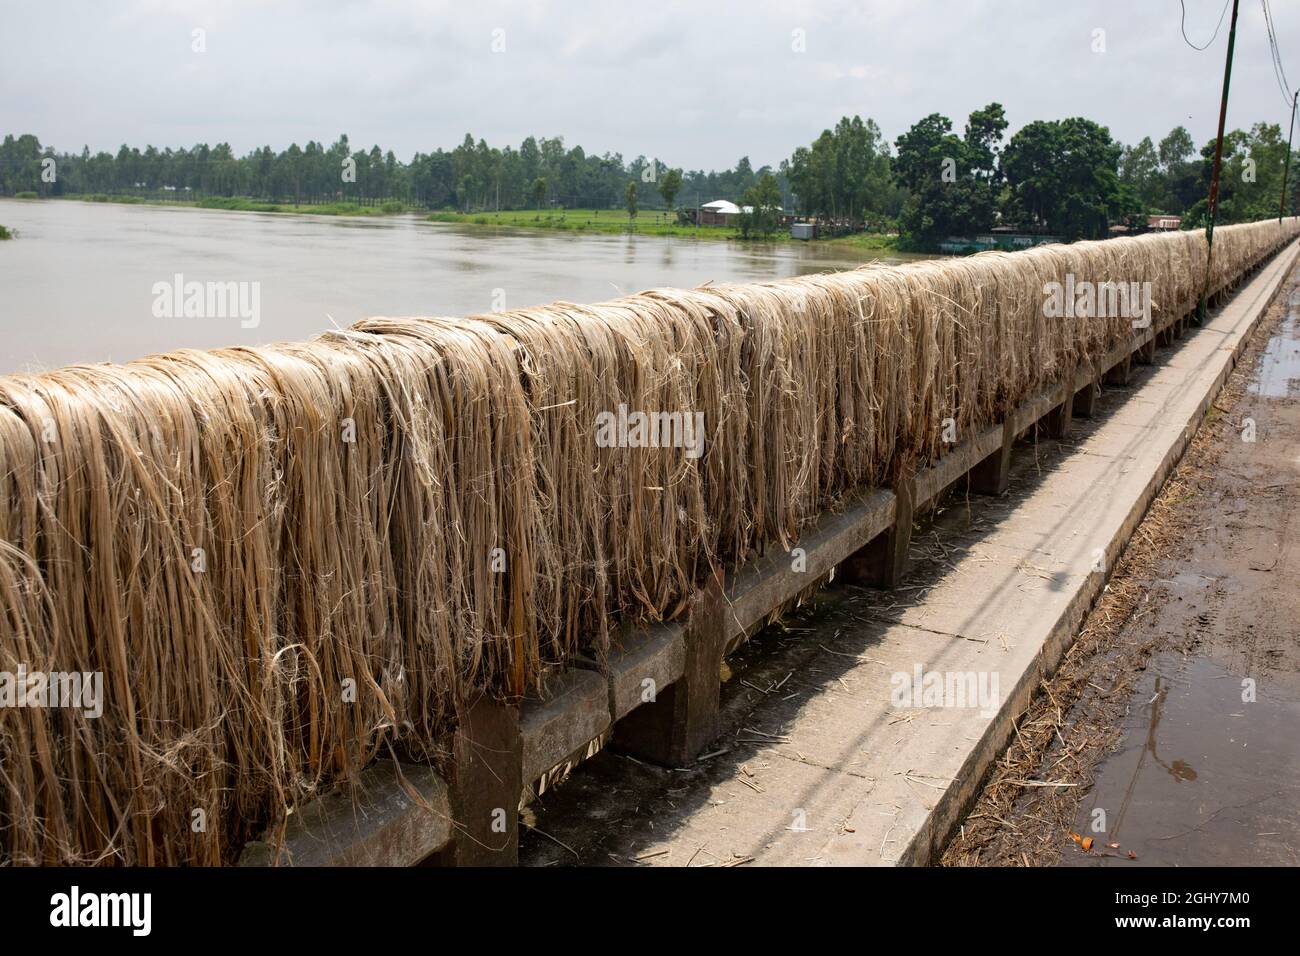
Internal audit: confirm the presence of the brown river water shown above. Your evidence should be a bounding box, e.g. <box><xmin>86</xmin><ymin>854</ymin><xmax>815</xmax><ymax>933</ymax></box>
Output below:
<box><xmin>0</xmin><ymin>198</ymin><xmax>925</xmax><ymax>374</ymax></box>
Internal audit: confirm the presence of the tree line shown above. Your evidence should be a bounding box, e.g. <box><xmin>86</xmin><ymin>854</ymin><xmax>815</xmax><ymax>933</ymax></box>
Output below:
<box><xmin>786</xmin><ymin>104</ymin><xmax>1299</xmax><ymax>247</ymax></box>
<box><xmin>0</xmin><ymin>131</ymin><xmax>777</xmax><ymax>214</ymax></box>
<box><xmin>3</xmin><ymin>108</ymin><xmax>1296</xmax><ymax>248</ymax></box>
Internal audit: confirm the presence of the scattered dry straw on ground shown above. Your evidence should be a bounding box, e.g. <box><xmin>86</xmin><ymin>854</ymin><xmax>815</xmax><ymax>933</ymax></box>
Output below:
<box><xmin>941</xmin><ymin>256</ymin><xmax>1297</xmax><ymax>867</ymax></box>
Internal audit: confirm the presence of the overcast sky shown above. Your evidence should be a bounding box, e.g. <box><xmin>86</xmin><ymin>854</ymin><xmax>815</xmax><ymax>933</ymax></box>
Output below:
<box><xmin>3</xmin><ymin>0</ymin><xmax>1297</xmax><ymax>170</ymax></box>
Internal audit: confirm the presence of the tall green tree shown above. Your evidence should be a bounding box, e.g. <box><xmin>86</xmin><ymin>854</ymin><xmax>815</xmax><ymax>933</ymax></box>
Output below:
<box><xmin>784</xmin><ymin>115</ymin><xmax>896</xmax><ymax>224</ymax></box>
<box><xmin>658</xmin><ymin>167</ymin><xmax>683</xmax><ymax>211</ymax></box>
<box><xmin>1184</xmin><ymin>123</ymin><xmax>1293</xmax><ymax>226</ymax></box>
<box><xmin>893</xmin><ymin>104</ymin><xmax>1005</xmax><ymax>248</ymax></box>
<box><xmin>737</xmin><ymin>172</ymin><xmax>783</xmax><ymax>238</ymax></box>
<box><xmin>1119</xmin><ymin>136</ymin><xmax>1163</xmax><ymax>213</ymax></box>
<box><xmin>1001</xmin><ymin>117</ymin><xmax>1124</xmax><ymax>240</ymax></box>
<box><xmin>624</xmin><ymin>180</ymin><xmax>638</xmax><ymax>220</ymax></box>
<box><xmin>1157</xmin><ymin>126</ymin><xmax>1202</xmax><ymax>215</ymax></box>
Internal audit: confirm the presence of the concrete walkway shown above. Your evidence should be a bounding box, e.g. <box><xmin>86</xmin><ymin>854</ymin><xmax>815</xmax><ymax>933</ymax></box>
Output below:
<box><xmin>520</xmin><ymin>242</ymin><xmax>1300</xmax><ymax>867</ymax></box>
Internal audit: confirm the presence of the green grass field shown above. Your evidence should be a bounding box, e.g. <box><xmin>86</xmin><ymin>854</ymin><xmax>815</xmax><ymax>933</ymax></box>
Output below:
<box><xmin>30</xmin><ymin>193</ymin><xmax>902</xmax><ymax>250</ymax></box>
<box><xmin>426</xmin><ymin>207</ymin><xmax>900</xmax><ymax>249</ymax></box>
<box><xmin>195</xmin><ymin>197</ymin><xmax>410</xmax><ymax>216</ymax></box>
<box><xmin>59</xmin><ymin>193</ymin><xmax>416</xmax><ymax>217</ymax></box>
<box><xmin>820</xmin><ymin>231</ymin><xmax>902</xmax><ymax>252</ymax></box>
<box><xmin>426</xmin><ymin>207</ymin><xmax>734</xmax><ymax>238</ymax></box>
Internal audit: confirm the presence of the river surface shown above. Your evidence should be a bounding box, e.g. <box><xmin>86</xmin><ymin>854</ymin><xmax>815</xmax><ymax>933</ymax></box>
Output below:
<box><xmin>0</xmin><ymin>198</ymin><xmax>924</xmax><ymax>373</ymax></box>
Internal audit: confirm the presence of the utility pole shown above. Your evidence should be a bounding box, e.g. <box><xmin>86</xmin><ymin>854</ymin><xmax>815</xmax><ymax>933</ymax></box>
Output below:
<box><xmin>1198</xmin><ymin>0</ymin><xmax>1240</xmax><ymax>325</ymax></box>
<box><xmin>1282</xmin><ymin>89</ymin><xmax>1298</xmax><ymax>223</ymax></box>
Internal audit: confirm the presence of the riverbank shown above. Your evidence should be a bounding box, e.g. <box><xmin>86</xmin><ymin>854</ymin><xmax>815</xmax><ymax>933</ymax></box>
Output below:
<box><xmin>31</xmin><ymin>192</ymin><xmax>415</xmax><ymax>217</ymax></box>
<box><xmin>426</xmin><ymin>207</ymin><xmax>901</xmax><ymax>250</ymax></box>
<box><xmin>10</xmin><ymin>194</ymin><xmax>902</xmax><ymax>250</ymax></box>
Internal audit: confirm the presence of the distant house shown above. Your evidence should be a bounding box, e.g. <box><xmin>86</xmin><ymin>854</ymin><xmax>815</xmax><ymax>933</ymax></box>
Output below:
<box><xmin>690</xmin><ymin>199</ymin><xmax>784</xmax><ymax>226</ymax></box>
<box><xmin>698</xmin><ymin>199</ymin><xmax>741</xmax><ymax>225</ymax></box>
<box><xmin>1148</xmin><ymin>214</ymin><xmax>1182</xmax><ymax>231</ymax></box>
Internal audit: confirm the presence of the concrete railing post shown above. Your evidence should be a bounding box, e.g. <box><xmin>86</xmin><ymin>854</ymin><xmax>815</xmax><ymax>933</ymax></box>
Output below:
<box><xmin>1073</xmin><ymin>379</ymin><xmax>1099</xmax><ymax>418</ymax></box>
<box><xmin>611</xmin><ymin>569</ymin><xmax>727</xmax><ymax>766</ymax></box>
<box><xmin>969</xmin><ymin>417</ymin><xmax>1015</xmax><ymax>496</ymax></box>
<box><xmin>841</xmin><ymin>476</ymin><xmax>914</xmax><ymax>589</ymax></box>
<box><xmin>1045</xmin><ymin>384</ymin><xmax>1074</xmax><ymax>439</ymax></box>
<box><xmin>429</xmin><ymin>691</ymin><xmax>522</xmax><ymax>866</ymax></box>
<box><xmin>1105</xmin><ymin>354</ymin><xmax>1132</xmax><ymax>387</ymax></box>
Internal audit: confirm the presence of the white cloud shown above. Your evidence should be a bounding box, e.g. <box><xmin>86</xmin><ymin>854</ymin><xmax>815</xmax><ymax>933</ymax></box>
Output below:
<box><xmin>2</xmin><ymin>0</ymin><xmax>1296</xmax><ymax>169</ymax></box>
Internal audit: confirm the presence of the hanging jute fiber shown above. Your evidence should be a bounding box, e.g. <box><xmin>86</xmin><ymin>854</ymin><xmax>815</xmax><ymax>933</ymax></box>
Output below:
<box><xmin>1</xmin><ymin>218</ymin><xmax>1295</xmax><ymax>864</ymax></box>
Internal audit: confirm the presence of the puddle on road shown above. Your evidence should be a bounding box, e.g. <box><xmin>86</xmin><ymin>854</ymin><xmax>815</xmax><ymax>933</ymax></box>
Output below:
<box><xmin>1250</xmin><ymin>290</ymin><xmax>1300</xmax><ymax>398</ymax></box>
<box><xmin>1067</xmin><ymin>653</ymin><xmax>1300</xmax><ymax>866</ymax></box>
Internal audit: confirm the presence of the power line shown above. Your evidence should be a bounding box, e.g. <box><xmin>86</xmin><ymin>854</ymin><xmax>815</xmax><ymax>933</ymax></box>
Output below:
<box><xmin>1262</xmin><ymin>0</ymin><xmax>1289</xmax><ymax>85</ymax></box>
<box><xmin>1180</xmin><ymin>0</ymin><xmax>1232</xmax><ymax>50</ymax></box>
<box><xmin>1261</xmin><ymin>0</ymin><xmax>1294</xmax><ymax>108</ymax></box>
